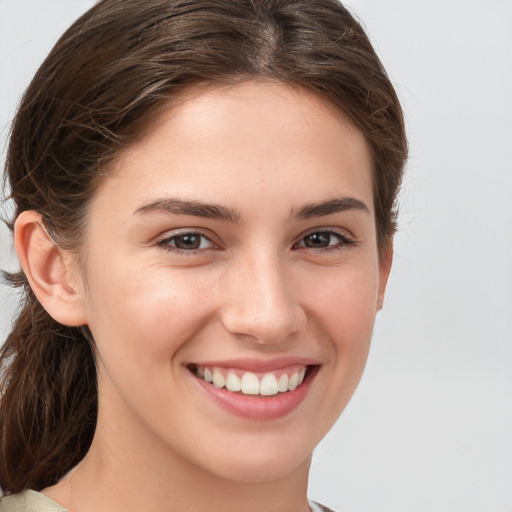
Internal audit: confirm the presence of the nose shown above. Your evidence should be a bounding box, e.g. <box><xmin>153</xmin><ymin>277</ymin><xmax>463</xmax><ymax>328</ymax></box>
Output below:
<box><xmin>220</xmin><ymin>253</ymin><xmax>306</xmax><ymax>345</ymax></box>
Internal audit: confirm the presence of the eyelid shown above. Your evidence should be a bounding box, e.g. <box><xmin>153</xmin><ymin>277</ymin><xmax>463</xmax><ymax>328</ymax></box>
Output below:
<box><xmin>153</xmin><ymin>226</ymin><xmax>355</xmax><ymax>254</ymax></box>
<box><xmin>155</xmin><ymin>228</ymin><xmax>220</xmax><ymax>253</ymax></box>
<box><xmin>293</xmin><ymin>227</ymin><xmax>355</xmax><ymax>250</ymax></box>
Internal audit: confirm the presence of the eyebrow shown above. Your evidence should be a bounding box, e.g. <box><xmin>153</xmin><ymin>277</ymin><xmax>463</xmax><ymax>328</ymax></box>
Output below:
<box><xmin>134</xmin><ymin>195</ymin><xmax>369</xmax><ymax>223</ymax></box>
<box><xmin>135</xmin><ymin>198</ymin><xmax>242</xmax><ymax>223</ymax></box>
<box><xmin>295</xmin><ymin>197</ymin><xmax>370</xmax><ymax>219</ymax></box>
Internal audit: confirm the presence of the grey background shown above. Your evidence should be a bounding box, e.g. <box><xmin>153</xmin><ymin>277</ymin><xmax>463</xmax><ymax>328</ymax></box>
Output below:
<box><xmin>1</xmin><ymin>1</ymin><xmax>511</xmax><ymax>511</ymax></box>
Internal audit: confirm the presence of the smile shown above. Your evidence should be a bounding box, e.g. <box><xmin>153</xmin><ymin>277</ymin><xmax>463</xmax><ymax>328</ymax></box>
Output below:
<box><xmin>191</xmin><ymin>364</ymin><xmax>307</xmax><ymax>396</ymax></box>
<box><xmin>188</xmin><ymin>361</ymin><xmax>318</xmax><ymax>420</ymax></box>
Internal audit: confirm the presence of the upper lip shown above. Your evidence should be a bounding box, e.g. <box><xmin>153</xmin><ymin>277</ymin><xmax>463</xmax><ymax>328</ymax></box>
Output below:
<box><xmin>187</xmin><ymin>356</ymin><xmax>320</xmax><ymax>373</ymax></box>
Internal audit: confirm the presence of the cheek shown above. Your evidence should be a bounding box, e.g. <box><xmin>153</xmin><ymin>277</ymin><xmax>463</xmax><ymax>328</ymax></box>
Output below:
<box><xmin>303</xmin><ymin>260</ymin><xmax>379</xmax><ymax>403</ymax></box>
<box><xmin>303</xmin><ymin>259</ymin><xmax>380</xmax><ymax>342</ymax></box>
<box><xmin>84</xmin><ymin>262</ymin><xmax>216</xmax><ymax>371</ymax></box>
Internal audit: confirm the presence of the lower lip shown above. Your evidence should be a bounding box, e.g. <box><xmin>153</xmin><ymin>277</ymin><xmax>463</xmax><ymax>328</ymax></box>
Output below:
<box><xmin>192</xmin><ymin>367</ymin><xmax>318</xmax><ymax>420</ymax></box>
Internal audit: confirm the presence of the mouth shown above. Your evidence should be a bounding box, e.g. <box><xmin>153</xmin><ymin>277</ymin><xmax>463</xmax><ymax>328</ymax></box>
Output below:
<box><xmin>187</xmin><ymin>362</ymin><xmax>319</xmax><ymax>419</ymax></box>
<box><xmin>188</xmin><ymin>364</ymin><xmax>311</xmax><ymax>396</ymax></box>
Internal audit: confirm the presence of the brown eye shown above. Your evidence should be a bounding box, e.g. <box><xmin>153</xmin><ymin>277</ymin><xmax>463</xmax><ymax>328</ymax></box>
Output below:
<box><xmin>158</xmin><ymin>232</ymin><xmax>214</xmax><ymax>252</ymax></box>
<box><xmin>173</xmin><ymin>234</ymin><xmax>202</xmax><ymax>250</ymax></box>
<box><xmin>303</xmin><ymin>232</ymin><xmax>332</xmax><ymax>248</ymax></box>
<box><xmin>295</xmin><ymin>230</ymin><xmax>353</xmax><ymax>251</ymax></box>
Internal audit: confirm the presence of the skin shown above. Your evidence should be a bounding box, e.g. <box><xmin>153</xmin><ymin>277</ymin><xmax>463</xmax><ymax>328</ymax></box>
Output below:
<box><xmin>16</xmin><ymin>81</ymin><xmax>392</xmax><ymax>512</ymax></box>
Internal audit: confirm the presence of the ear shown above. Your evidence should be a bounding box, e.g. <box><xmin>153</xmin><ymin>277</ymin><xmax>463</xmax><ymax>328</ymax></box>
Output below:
<box><xmin>377</xmin><ymin>242</ymin><xmax>393</xmax><ymax>311</ymax></box>
<box><xmin>14</xmin><ymin>210</ymin><xmax>87</xmax><ymax>326</ymax></box>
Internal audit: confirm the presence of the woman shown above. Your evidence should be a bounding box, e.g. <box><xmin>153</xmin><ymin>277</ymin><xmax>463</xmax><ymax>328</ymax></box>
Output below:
<box><xmin>0</xmin><ymin>1</ymin><xmax>407</xmax><ymax>511</ymax></box>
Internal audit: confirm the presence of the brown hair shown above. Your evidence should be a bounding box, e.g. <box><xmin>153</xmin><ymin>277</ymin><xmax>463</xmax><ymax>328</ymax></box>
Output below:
<box><xmin>0</xmin><ymin>0</ymin><xmax>407</xmax><ymax>493</ymax></box>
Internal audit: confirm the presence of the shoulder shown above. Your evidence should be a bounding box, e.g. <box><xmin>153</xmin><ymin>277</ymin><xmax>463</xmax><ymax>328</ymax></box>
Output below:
<box><xmin>2</xmin><ymin>493</ymin><xmax>334</xmax><ymax>512</ymax></box>
<box><xmin>309</xmin><ymin>500</ymin><xmax>338</xmax><ymax>512</ymax></box>
<box><xmin>0</xmin><ymin>491</ymin><xmax>68</xmax><ymax>512</ymax></box>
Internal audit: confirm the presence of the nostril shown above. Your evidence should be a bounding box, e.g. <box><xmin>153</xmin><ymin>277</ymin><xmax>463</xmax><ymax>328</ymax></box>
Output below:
<box><xmin>220</xmin><ymin>306</ymin><xmax>306</xmax><ymax>345</ymax></box>
<box><xmin>220</xmin><ymin>266</ymin><xmax>306</xmax><ymax>344</ymax></box>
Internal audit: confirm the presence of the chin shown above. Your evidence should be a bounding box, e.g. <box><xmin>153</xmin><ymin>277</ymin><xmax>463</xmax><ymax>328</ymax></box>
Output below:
<box><xmin>182</xmin><ymin>426</ymin><xmax>319</xmax><ymax>485</ymax></box>
<box><xmin>203</xmin><ymin>451</ymin><xmax>312</xmax><ymax>484</ymax></box>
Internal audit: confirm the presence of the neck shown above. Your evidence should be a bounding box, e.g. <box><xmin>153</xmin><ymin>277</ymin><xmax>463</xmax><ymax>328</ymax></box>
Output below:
<box><xmin>43</xmin><ymin>399</ymin><xmax>312</xmax><ymax>512</ymax></box>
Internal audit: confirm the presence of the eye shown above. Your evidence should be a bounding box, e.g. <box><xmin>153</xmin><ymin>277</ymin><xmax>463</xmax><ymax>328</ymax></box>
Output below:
<box><xmin>157</xmin><ymin>232</ymin><xmax>215</xmax><ymax>252</ymax></box>
<box><xmin>294</xmin><ymin>229</ymin><xmax>353</xmax><ymax>251</ymax></box>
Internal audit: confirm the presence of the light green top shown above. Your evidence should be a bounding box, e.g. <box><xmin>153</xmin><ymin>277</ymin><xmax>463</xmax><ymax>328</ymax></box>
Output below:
<box><xmin>0</xmin><ymin>491</ymin><xmax>67</xmax><ymax>512</ymax></box>
<box><xmin>0</xmin><ymin>490</ymin><xmax>333</xmax><ymax>512</ymax></box>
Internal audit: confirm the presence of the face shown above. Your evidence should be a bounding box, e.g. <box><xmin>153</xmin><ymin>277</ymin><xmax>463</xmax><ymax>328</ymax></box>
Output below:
<box><xmin>77</xmin><ymin>81</ymin><xmax>389</xmax><ymax>483</ymax></box>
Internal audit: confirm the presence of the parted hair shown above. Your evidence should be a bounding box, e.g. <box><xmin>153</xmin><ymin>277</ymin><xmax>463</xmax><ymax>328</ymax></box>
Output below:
<box><xmin>0</xmin><ymin>0</ymin><xmax>407</xmax><ymax>493</ymax></box>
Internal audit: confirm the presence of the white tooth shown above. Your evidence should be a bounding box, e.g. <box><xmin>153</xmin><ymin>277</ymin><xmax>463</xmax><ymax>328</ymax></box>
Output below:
<box><xmin>204</xmin><ymin>368</ymin><xmax>213</xmax><ymax>383</ymax></box>
<box><xmin>212</xmin><ymin>369</ymin><xmax>225</xmax><ymax>388</ymax></box>
<box><xmin>288</xmin><ymin>372</ymin><xmax>299</xmax><ymax>391</ymax></box>
<box><xmin>225</xmin><ymin>372</ymin><xmax>241</xmax><ymax>392</ymax></box>
<box><xmin>297</xmin><ymin>367</ymin><xmax>306</xmax><ymax>386</ymax></box>
<box><xmin>259</xmin><ymin>373</ymin><xmax>279</xmax><ymax>396</ymax></box>
<box><xmin>278</xmin><ymin>373</ymin><xmax>289</xmax><ymax>393</ymax></box>
<box><xmin>196</xmin><ymin>366</ymin><xmax>204</xmax><ymax>378</ymax></box>
<box><xmin>241</xmin><ymin>372</ymin><xmax>260</xmax><ymax>395</ymax></box>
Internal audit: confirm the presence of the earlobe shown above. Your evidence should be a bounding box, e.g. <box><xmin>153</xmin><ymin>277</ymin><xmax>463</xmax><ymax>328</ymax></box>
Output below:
<box><xmin>14</xmin><ymin>211</ymin><xmax>87</xmax><ymax>326</ymax></box>
<box><xmin>377</xmin><ymin>242</ymin><xmax>393</xmax><ymax>311</ymax></box>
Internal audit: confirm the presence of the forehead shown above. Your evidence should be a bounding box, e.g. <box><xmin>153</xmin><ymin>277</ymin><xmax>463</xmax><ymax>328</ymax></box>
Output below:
<box><xmin>98</xmin><ymin>81</ymin><xmax>374</xmax><ymax>218</ymax></box>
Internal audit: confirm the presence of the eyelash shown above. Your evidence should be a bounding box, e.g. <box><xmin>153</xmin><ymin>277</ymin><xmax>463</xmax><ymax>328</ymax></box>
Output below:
<box><xmin>156</xmin><ymin>231</ymin><xmax>215</xmax><ymax>255</ymax></box>
<box><xmin>293</xmin><ymin>229</ymin><xmax>355</xmax><ymax>253</ymax></box>
<box><xmin>156</xmin><ymin>229</ymin><xmax>355</xmax><ymax>255</ymax></box>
